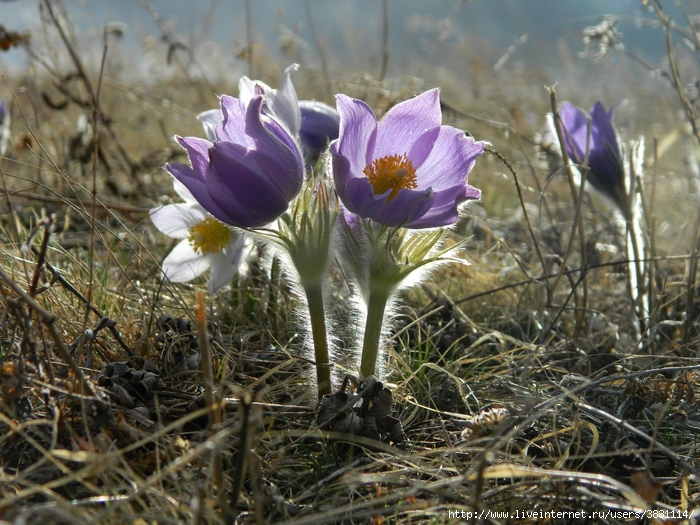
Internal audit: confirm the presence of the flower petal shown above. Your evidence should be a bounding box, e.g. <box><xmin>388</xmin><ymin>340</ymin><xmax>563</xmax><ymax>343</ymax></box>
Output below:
<box><xmin>559</xmin><ymin>102</ymin><xmax>588</xmax><ymax>162</ymax></box>
<box><xmin>172</xmin><ymin>177</ymin><xmax>199</xmax><ymax>204</ymax></box>
<box><xmin>166</xmin><ymin>163</ymin><xmax>235</xmax><ymax>225</ymax></box>
<box><xmin>217</xmin><ymin>95</ymin><xmax>249</xmax><ymax>145</ymax></box>
<box><xmin>591</xmin><ymin>101</ymin><xmax>620</xmax><ymax>155</ymax></box>
<box><xmin>150</xmin><ymin>202</ymin><xmax>205</xmax><ymax>238</ymax></box>
<box><xmin>175</xmin><ymin>136</ymin><xmax>212</xmax><ymax>178</ymax></box>
<box><xmin>404</xmin><ymin>183</ymin><xmax>480</xmax><ymax>228</ymax></box>
<box><xmin>244</xmin><ymin>96</ymin><xmax>304</xmax><ymax>199</ymax></box>
<box><xmin>370</xmin><ymin>188</ymin><xmax>435</xmax><ymax>227</ymax></box>
<box><xmin>331</xmin><ymin>95</ymin><xmax>377</xmax><ymax>175</ymax></box>
<box><xmin>162</xmin><ymin>239</ymin><xmax>210</xmax><ymax>282</ymax></box>
<box><xmin>373</xmin><ymin>89</ymin><xmax>442</xmax><ymax>161</ymax></box>
<box><xmin>198</xmin><ymin>108</ymin><xmax>223</xmax><ymax>142</ymax></box>
<box><xmin>205</xmin><ymin>142</ymin><xmax>290</xmax><ymax>227</ymax></box>
<box><xmin>269</xmin><ymin>63</ymin><xmax>301</xmax><ymax>135</ymax></box>
<box><xmin>207</xmin><ymin>234</ymin><xmax>247</xmax><ymax>294</ymax></box>
<box><xmin>415</xmin><ymin>127</ymin><xmax>484</xmax><ymax>191</ymax></box>
<box><xmin>238</xmin><ymin>65</ymin><xmax>301</xmax><ymax>137</ymax></box>
<box><xmin>238</xmin><ymin>75</ymin><xmax>265</xmax><ymax>105</ymax></box>
<box><xmin>299</xmin><ymin>100</ymin><xmax>340</xmax><ymax>161</ymax></box>
<box><xmin>341</xmin><ymin>176</ymin><xmax>389</xmax><ymax>218</ymax></box>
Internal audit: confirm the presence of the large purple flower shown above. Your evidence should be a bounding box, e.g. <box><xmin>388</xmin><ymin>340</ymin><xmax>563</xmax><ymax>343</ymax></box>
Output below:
<box><xmin>166</xmin><ymin>93</ymin><xmax>305</xmax><ymax>229</ymax></box>
<box><xmin>330</xmin><ymin>89</ymin><xmax>483</xmax><ymax>229</ymax></box>
<box><xmin>560</xmin><ymin>101</ymin><xmax>624</xmax><ymax>209</ymax></box>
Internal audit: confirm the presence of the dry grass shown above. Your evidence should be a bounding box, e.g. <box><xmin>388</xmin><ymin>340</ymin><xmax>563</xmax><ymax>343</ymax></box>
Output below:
<box><xmin>2</xmin><ymin>1</ymin><xmax>700</xmax><ymax>524</ymax></box>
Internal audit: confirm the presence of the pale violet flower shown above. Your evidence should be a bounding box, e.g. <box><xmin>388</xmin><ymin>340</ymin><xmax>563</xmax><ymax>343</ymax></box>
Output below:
<box><xmin>150</xmin><ymin>179</ymin><xmax>249</xmax><ymax>294</ymax></box>
<box><xmin>331</xmin><ymin>89</ymin><xmax>483</xmax><ymax>228</ymax></box>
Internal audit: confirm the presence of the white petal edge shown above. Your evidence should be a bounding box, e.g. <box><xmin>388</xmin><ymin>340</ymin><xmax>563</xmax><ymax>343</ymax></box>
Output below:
<box><xmin>197</xmin><ymin>109</ymin><xmax>223</xmax><ymax>142</ymax></box>
<box><xmin>172</xmin><ymin>177</ymin><xmax>200</xmax><ymax>205</ymax></box>
<box><xmin>161</xmin><ymin>239</ymin><xmax>210</xmax><ymax>282</ymax></box>
<box><xmin>150</xmin><ymin>203</ymin><xmax>206</xmax><ymax>238</ymax></box>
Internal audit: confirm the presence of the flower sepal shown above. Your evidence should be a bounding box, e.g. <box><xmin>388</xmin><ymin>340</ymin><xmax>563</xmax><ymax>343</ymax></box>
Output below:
<box><xmin>340</xmin><ymin>217</ymin><xmax>466</xmax><ymax>301</ymax></box>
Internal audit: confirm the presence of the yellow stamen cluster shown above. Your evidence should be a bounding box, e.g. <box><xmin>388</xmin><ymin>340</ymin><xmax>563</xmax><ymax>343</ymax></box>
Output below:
<box><xmin>363</xmin><ymin>153</ymin><xmax>417</xmax><ymax>202</ymax></box>
<box><xmin>187</xmin><ymin>217</ymin><xmax>231</xmax><ymax>255</ymax></box>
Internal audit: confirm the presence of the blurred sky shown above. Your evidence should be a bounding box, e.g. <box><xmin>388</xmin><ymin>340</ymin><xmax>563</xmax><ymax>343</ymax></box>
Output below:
<box><xmin>0</xmin><ymin>0</ymin><xmax>693</xmax><ymax>74</ymax></box>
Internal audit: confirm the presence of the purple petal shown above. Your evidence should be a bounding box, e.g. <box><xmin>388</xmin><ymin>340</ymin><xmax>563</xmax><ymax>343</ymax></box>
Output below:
<box><xmin>404</xmin><ymin>183</ymin><xmax>480</xmax><ymax>228</ymax></box>
<box><xmin>559</xmin><ymin>102</ymin><xmax>588</xmax><ymax>162</ymax></box>
<box><xmin>217</xmin><ymin>95</ymin><xmax>249</xmax><ymax>145</ymax></box>
<box><xmin>341</xmin><ymin>176</ymin><xmax>391</xmax><ymax>218</ymax></box>
<box><xmin>299</xmin><ymin>100</ymin><xmax>340</xmax><ymax>161</ymax></box>
<box><xmin>341</xmin><ymin>176</ymin><xmax>436</xmax><ymax>227</ymax></box>
<box><xmin>373</xmin><ymin>89</ymin><xmax>442</xmax><ymax>161</ymax></box>
<box><xmin>407</xmin><ymin>127</ymin><xmax>440</xmax><ymax>169</ymax></box>
<box><xmin>172</xmin><ymin>177</ymin><xmax>198</xmax><ymax>204</ymax></box>
<box><xmin>370</xmin><ymin>188</ymin><xmax>436</xmax><ymax>227</ymax></box>
<box><xmin>175</xmin><ymin>136</ymin><xmax>212</xmax><ymax>177</ymax></box>
<box><xmin>166</xmin><ymin>162</ymin><xmax>234</xmax><ymax>225</ymax></box>
<box><xmin>244</xmin><ymin>96</ymin><xmax>304</xmax><ymax>199</ymax></box>
<box><xmin>591</xmin><ymin>101</ymin><xmax>620</xmax><ymax>157</ymax></box>
<box><xmin>331</xmin><ymin>95</ymin><xmax>377</xmax><ymax>175</ymax></box>
<box><xmin>205</xmin><ymin>142</ymin><xmax>290</xmax><ymax>227</ymax></box>
<box><xmin>560</xmin><ymin>101</ymin><xmax>624</xmax><ymax>208</ymax></box>
<box><xmin>415</xmin><ymin>127</ymin><xmax>484</xmax><ymax>191</ymax></box>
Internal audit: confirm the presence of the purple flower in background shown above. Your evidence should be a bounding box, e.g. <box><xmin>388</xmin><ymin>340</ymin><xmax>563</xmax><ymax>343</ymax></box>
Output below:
<box><xmin>167</xmin><ymin>93</ymin><xmax>305</xmax><ymax>229</ymax></box>
<box><xmin>198</xmin><ymin>66</ymin><xmax>339</xmax><ymax>164</ymax></box>
<box><xmin>330</xmin><ymin>89</ymin><xmax>483</xmax><ymax>229</ymax></box>
<box><xmin>299</xmin><ymin>100</ymin><xmax>340</xmax><ymax>163</ymax></box>
<box><xmin>560</xmin><ymin>101</ymin><xmax>624</xmax><ymax>209</ymax></box>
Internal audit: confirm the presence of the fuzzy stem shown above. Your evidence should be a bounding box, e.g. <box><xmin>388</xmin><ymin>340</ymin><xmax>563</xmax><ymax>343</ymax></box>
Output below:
<box><xmin>304</xmin><ymin>282</ymin><xmax>331</xmax><ymax>396</ymax></box>
<box><xmin>360</xmin><ymin>290</ymin><xmax>391</xmax><ymax>379</ymax></box>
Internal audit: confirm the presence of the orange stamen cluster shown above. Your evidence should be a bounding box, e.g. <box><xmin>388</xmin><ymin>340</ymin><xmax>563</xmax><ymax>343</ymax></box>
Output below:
<box><xmin>188</xmin><ymin>217</ymin><xmax>231</xmax><ymax>255</ymax></box>
<box><xmin>363</xmin><ymin>153</ymin><xmax>417</xmax><ymax>202</ymax></box>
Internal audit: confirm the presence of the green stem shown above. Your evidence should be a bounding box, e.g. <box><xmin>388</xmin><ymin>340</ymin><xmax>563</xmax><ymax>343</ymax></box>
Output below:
<box><xmin>360</xmin><ymin>290</ymin><xmax>390</xmax><ymax>379</ymax></box>
<box><xmin>304</xmin><ymin>283</ymin><xmax>331</xmax><ymax>396</ymax></box>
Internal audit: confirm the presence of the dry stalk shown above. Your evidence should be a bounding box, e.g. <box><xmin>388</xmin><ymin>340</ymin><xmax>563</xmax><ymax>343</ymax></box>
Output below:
<box><xmin>548</xmin><ymin>86</ymin><xmax>590</xmax><ymax>336</ymax></box>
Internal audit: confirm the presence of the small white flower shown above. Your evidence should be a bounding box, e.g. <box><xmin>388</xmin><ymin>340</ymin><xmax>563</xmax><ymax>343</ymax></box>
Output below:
<box><xmin>150</xmin><ymin>179</ymin><xmax>249</xmax><ymax>294</ymax></box>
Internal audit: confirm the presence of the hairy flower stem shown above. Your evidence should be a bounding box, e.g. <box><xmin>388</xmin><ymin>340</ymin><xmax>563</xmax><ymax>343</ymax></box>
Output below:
<box><xmin>304</xmin><ymin>282</ymin><xmax>331</xmax><ymax>396</ymax></box>
<box><xmin>360</xmin><ymin>290</ymin><xmax>391</xmax><ymax>379</ymax></box>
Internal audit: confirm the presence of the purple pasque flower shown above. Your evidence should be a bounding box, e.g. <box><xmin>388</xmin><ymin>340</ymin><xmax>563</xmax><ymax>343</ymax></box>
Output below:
<box><xmin>330</xmin><ymin>89</ymin><xmax>483</xmax><ymax>229</ymax></box>
<box><xmin>198</xmin><ymin>66</ymin><xmax>339</xmax><ymax>164</ymax></box>
<box><xmin>560</xmin><ymin>101</ymin><xmax>624</xmax><ymax>209</ymax></box>
<box><xmin>167</xmin><ymin>92</ymin><xmax>305</xmax><ymax>229</ymax></box>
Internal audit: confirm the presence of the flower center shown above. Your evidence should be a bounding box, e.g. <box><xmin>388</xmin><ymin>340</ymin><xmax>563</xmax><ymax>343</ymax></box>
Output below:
<box><xmin>187</xmin><ymin>217</ymin><xmax>231</xmax><ymax>255</ymax></box>
<box><xmin>363</xmin><ymin>154</ymin><xmax>417</xmax><ymax>202</ymax></box>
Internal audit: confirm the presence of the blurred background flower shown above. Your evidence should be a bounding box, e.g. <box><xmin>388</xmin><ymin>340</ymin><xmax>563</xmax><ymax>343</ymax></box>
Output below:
<box><xmin>560</xmin><ymin>100</ymin><xmax>625</xmax><ymax>212</ymax></box>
